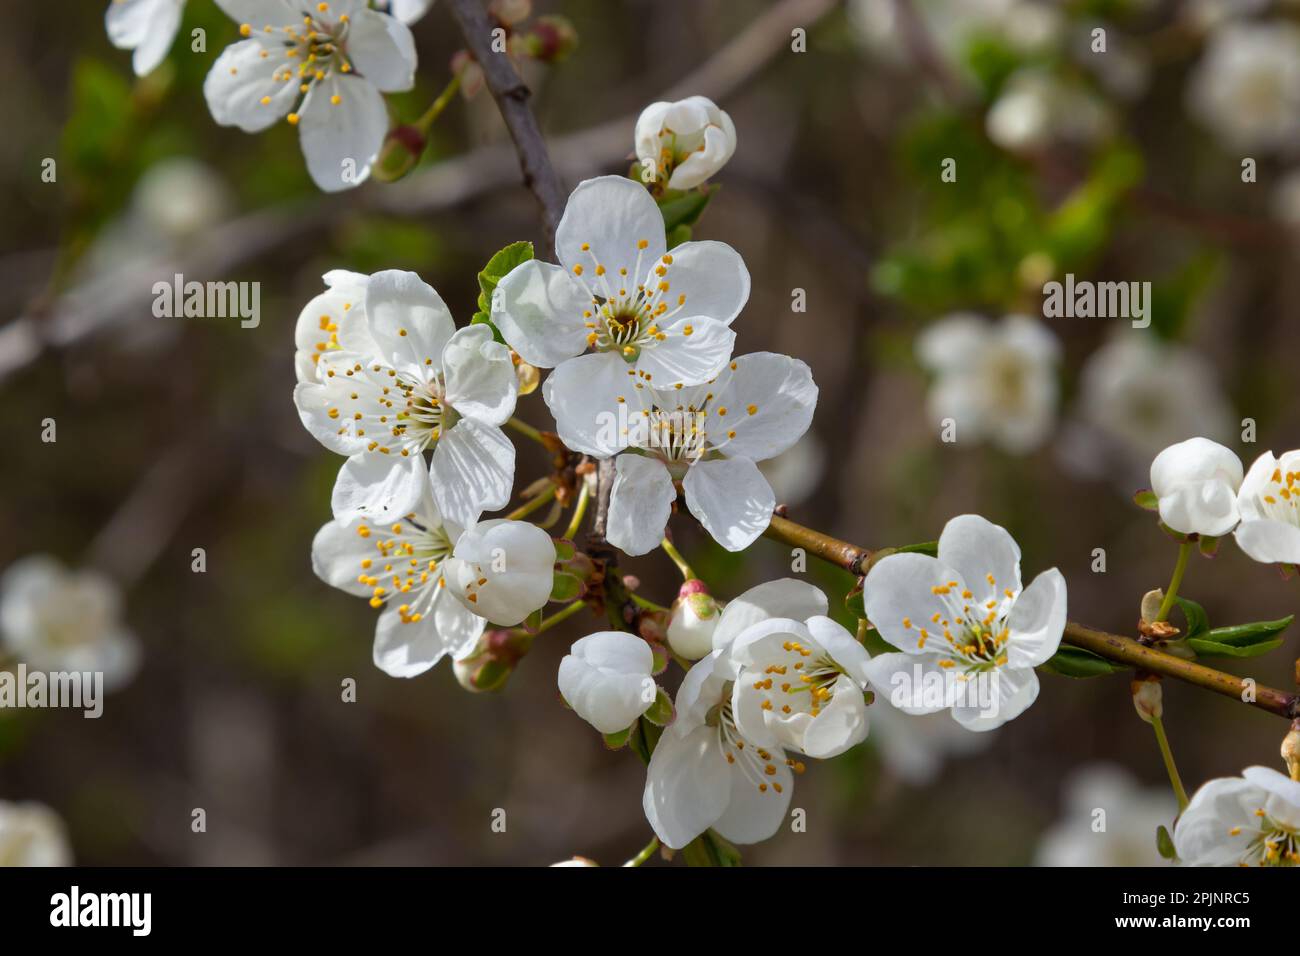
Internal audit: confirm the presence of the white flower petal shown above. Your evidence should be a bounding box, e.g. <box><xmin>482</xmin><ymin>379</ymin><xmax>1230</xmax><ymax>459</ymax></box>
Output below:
<box><xmin>711</xmin><ymin>579</ymin><xmax>828</xmax><ymax>651</ymax></box>
<box><xmin>642</xmin><ymin>723</ymin><xmax>731</xmax><ymax>850</ymax></box>
<box><xmin>204</xmin><ymin>39</ymin><xmax>298</xmax><ymax>133</ymax></box>
<box><xmin>555</xmin><ymin>175</ymin><xmax>666</xmax><ymax>278</ymax></box>
<box><xmin>799</xmin><ymin>675</ymin><xmax>870</xmax><ymax>758</ymax></box>
<box><xmin>937</xmin><ymin>514</ymin><xmax>1023</xmax><ymax>601</ymax></box>
<box><xmin>633</xmin><ymin>315</ymin><xmax>734</xmax><ymax>388</ymax></box>
<box><xmin>443</xmin><ymin>518</ymin><xmax>555</xmax><ymax>626</ymax></box>
<box><xmin>298</xmin><ymin>74</ymin><xmax>388</xmax><ymax>192</ymax></box>
<box><xmin>372</xmin><ymin>591</ymin><xmax>485</xmax><ymax>677</ymax></box>
<box><xmin>107</xmin><ymin>0</ymin><xmax>184</xmax><ymax>76</ymax></box>
<box><xmin>491</xmin><ymin>260</ymin><xmax>591</xmax><ymax>369</ymax></box>
<box><xmin>682</xmin><ymin>456</ymin><xmax>774</xmax><ymax>552</ymax></box>
<box><xmin>862</xmin><ymin>553</ymin><xmax>953</xmax><ymax>654</ymax></box>
<box><xmin>345</xmin><ymin>8</ymin><xmax>417</xmax><ymax>92</ymax></box>
<box><xmin>657</xmin><ymin>240</ymin><xmax>749</xmax><ymax>326</ymax></box>
<box><xmin>329</xmin><ymin>452</ymin><xmax>427</xmax><ymax>524</ymax></box>
<box><xmin>386</xmin><ymin>0</ymin><xmax>434</xmax><ymax>25</ymax></box>
<box><xmin>542</xmin><ymin>351</ymin><xmax>637</xmax><ymax>458</ymax></box>
<box><xmin>364</xmin><ymin>269</ymin><xmax>457</xmax><ymax>375</ymax></box>
<box><xmin>1151</xmin><ymin>437</ymin><xmax>1243</xmax><ymax>536</ymax></box>
<box><xmin>805</xmin><ymin>614</ymin><xmax>872</xmax><ymax>685</ymax></box>
<box><xmin>668</xmin><ymin>123</ymin><xmax>736</xmax><ymax>189</ymax></box>
<box><xmin>1174</xmin><ymin>776</ymin><xmax>1265</xmax><ymax>866</ymax></box>
<box><xmin>430</xmin><ymin>419</ymin><xmax>516</xmax><ymax>528</ymax></box>
<box><xmin>712</xmin><ymin>747</ymin><xmax>792</xmax><ymax>845</ymax></box>
<box><xmin>293</xmin><ymin>378</ymin><xmax>368</xmax><ymax>456</ymax></box>
<box><xmin>1005</xmin><ymin>568</ymin><xmax>1067</xmax><ymax>669</ymax></box>
<box><xmin>861</xmin><ymin>652</ymin><xmax>953</xmax><ymax>715</ymax></box>
<box><xmin>443</xmin><ymin>324</ymin><xmax>517</xmax><ymax>426</ymax></box>
<box><xmin>558</xmin><ymin>631</ymin><xmax>655</xmax><ymax>734</ymax></box>
<box><xmin>607</xmin><ymin>455</ymin><xmax>676</xmax><ymax>556</ymax></box>
<box><xmin>311</xmin><ymin>516</ymin><xmax>384</xmax><ymax>598</ymax></box>
<box><xmin>710</xmin><ymin>352</ymin><xmax>817</xmax><ymax>462</ymax></box>
<box><xmin>952</xmin><ymin>667</ymin><xmax>1038</xmax><ymax>732</ymax></box>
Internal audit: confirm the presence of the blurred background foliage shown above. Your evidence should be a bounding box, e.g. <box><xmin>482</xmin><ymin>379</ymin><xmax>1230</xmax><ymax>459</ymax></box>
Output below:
<box><xmin>1</xmin><ymin>0</ymin><xmax>1299</xmax><ymax>865</ymax></box>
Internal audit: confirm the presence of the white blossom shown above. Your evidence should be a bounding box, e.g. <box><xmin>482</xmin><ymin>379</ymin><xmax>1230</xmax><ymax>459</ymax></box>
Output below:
<box><xmin>492</xmin><ymin>175</ymin><xmax>748</xmax><ymax>389</ymax></box>
<box><xmin>442</xmin><ymin>518</ymin><xmax>555</xmax><ymax>626</ymax></box>
<box><xmin>917</xmin><ymin>313</ymin><xmax>1060</xmax><ymax>454</ymax></box>
<box><xmin>0</xmin><ymin>801</ymin><xmax>72</xmax><ymax>867</ymax></box>
<box><xmin>1186</xmin><ymin>22</ymin><xmax>1300</xmax><ymax>153</ymax></box>
<box><xmin>294</xmin><ymin>270</ymin><xmax>517</xmax><ymax>528</ymax></box>
<box><xmin>1149</xmin><ymin>437</ymin><xmax>1243</xmax><ymax>537</ymax></box>
<box><xmin>634</xmin><ymin>96</ymin><xmax>737</xmax><ymax>190</ymax></box>
<box><xmin>203</xmin><ymin>0</ymin><xmax>417</xmax><ymax>191</ymax></box>
<box><xmin>1174</xmin><ymin>766</ymin><xmax>1300</xmax><ymax>866</ymax></box>
<box><xmin>666</xmin><ymin>580</ymin><xmax>722</xmax><ymax>661</ymax></box>
<box><xmin>1035</xmin><ymin>764</ymin><xmax>1175</xmax><ymax>866</ymax></box>
<box><xmin>558</xmin><ymin>631</ymin><xmax>656</xmax><ymax>734</ymax></box>
<box><xmin>1233</xmin><ymin>449</ymin><xmax>1300</xmax><ymax>565</ymax></box>
<box><xmin>548</xmin><ymin>351</ymin><xmax>816</xmax><ymax>555</ymax></box>
<box><xmin>863</xmin><ymin>515</ymin><xmax>1066</xmax><ymax>732</ymax></box>
<box><xmin>106</xmin><ymin>0</ymin><xmax>185</xmax><ymax>76</ymax></box>
<box><xmin>0</xmin><ymin>556</ymin><xmax>140</xmax><ymax>691</ymax></box>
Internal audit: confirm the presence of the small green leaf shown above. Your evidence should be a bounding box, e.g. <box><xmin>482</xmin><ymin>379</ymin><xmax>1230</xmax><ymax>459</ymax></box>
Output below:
<box><xmin>602</xmin><ymin>727</ymin><xmax>631</xmax><ymax>750</ymax></box>
<box><xmin>1187</xmin><ymin>616</ymin><xmax>1292</xmax><ymax>659</ymax></box>
<box><xmin>472</xmin><ymin>240</ymin><xmax>534</xmax><ymax>340</ymax></box>
<box><xmin>552</xmin><ymin>538</ymin><xmax>575</xmax><ymax>562</ymax></box>
<box><xmin>1187</xmin><ymin>637</ymin><xmax>1284</xmax><ymax>659</ymax></box>
<box><xmin>1040</xmin><ymin>646</ymin><xmax>1126</xmax><ymax>679</ymax></box>
<box><xmin>550</xmin><ymin>571</ymin><xmax>583</xmax><ymax>602</ymax></box>
<box><xmin>657</xmin><ymin>187</ymin><xmax>714</xmax><ymax>233</ymax></box>
<box><xmin>643</xmin><ymin>686</ymin><xmax>675</xmax><ymax>727</ymax></box>
<box><xmin>1173</xmin><ymin>597</ymin><xmax>1209</xmax><ymax>640</ymax></box>
<box><xmin>1156</xmin><ymin>825</ymin><xmax>1176</xmax><ymax>860</ymax></box>
<box><xmin>1133</xmin><ymin>489</ymin><xmax>1158</xmax><ymax>511</ymax></box>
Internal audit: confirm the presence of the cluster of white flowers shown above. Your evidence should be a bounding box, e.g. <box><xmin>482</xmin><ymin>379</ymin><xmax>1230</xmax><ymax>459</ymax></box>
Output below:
<box><xmin>1149</xmin><ymin>436</ymin><xmax>1300</xmax><ymax>566</ymax></box>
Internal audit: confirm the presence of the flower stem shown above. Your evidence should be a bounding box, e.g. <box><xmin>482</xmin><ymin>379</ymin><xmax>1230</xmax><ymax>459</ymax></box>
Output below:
<box><xmin>659</xmin><ymin>537</ymin><xmax>695</xmax><ymax>581</ymax></box>
<box><xmin>533</xmin><ymin>598</ymin><xmax>588</xmax><ymax>635</ymax></box>
<box><xmin>505</xmin><ymin>483</ymin><xmax>557</xmax><ymax>521</ymax></box>
<box><xmin>622</xmin><ymin>835</ymin><xmax>660</xmax><ymax>867</ymax></box>
<box><xmin>505</xmin><ymin>416</ymin><xmax>547</xmax><ymax>445</ymax></box>
<box><xmin>562</xmin><ymin>483</ymin><xmax>591</xmax><ymax>540</ymax></box>
<box><xmin>1154</xmin><ymin>541</ymin><xmax>1192</xmax><ymax>624</ymax></box>
<box><xmin>415</xmin><ymin>69</ymin><xmax>463</xmax><ymax>131</ymax></box>
<box><xmin>629</xmin><ymin>592</ymin><xmax>668</xmax><ymax>613</ymax></box>
<box><xmin>1151</xmin><ymin>713</ymin><xmax>1190</xmax><ymax>812</ymax></box>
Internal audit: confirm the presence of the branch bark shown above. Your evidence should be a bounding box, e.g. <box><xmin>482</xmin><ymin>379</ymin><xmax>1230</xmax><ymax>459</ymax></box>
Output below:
<box><xmin>763</xmin><ymin>515</ymin><xmax>1300</xmax><ymax>721</ymax></box>
<box><xmin>446</xmin><ymin>0</ymin><xmax>567</xmax><ymax>258</ymax></box>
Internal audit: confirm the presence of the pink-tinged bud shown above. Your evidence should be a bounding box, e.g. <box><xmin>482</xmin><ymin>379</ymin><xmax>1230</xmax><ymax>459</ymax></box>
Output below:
<box><xmin>451</xmin><ymin>51</ymin><xmax>485</xmax><ymax>99</ymax></box>
<box><xmin>1131</xmin><ymin>675</ymin><xmax>1163</xmax><ymax>724</ymax></box>
<box><xmin>667</xmin><ymin>580</ymin><xmax>722</xmax><ymax>660</ymax></box>
<box><xmin>453</xmin><ymin>629</ymin><xmax>529</xmax><ymax>693</ymax></box>
<box><xmin>372</xmin><ymin>124</ymin><xmax>427</xmax><ymax>183</ymax></box>
<box><xmin>516</xmin><ymin>15</ymin><xmax>578</xmax><ymax>64</ymax></box>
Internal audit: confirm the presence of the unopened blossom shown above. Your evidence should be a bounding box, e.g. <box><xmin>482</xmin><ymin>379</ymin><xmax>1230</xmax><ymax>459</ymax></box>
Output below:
<box><xmin>547</xmin><ymin>351</ymin><xmax>816</xmax><ymax>555</ymax></box>
<box><xmin>311</xmin><ymin>470</ymin><xmax>485</xmax><ymax>677</ymax></box>
<box><xmin>558</xmin><ymin>631</ymin><xmax>656</xmax><ymax>734</ymax></box>
<box><xmin>728</xmin><ymin>599</ymin><xmax>873</xmax><ymax>759</ymax></box>
<box><xmin>0</xmin><ymin>556</ymin><xmax>140</xmax><ymax>691</ymax></box>
<box><xmin>203</xmin><ymin>0</ymin><xmax>417</xmax><ymax>191</ymax></box>
<box><xmin>1035</xmin><ymin>764</ymin><xmax>1175</xmax><ymax>867</ymax></box>
<box><xmin>986</xmin><ymin>68</ymin><xmax>1112</xmax><ymax>152</ymax></box>
<box><xmin>1175</xmin><ymin>766</ymin><xmax>1300</xmax><ymax>866</ymax></box>
<box><xmin>666</xmin><ymin>580</ymin><xmax>722</xmax><ymax>660</ymax></box>
<box><xmin>294</xmin><ymin>270</ymin><xmax>517</xmax><ymax>527</ymax></box>
<box><xmin>1186</xmin><ymin>22</ymin><xmax>1300</xmax><ymax>153</ymax></box>
<box><xmin>492</xmin><ymin>175</ymin><xmax>747</xmax><ymax>390</ymax></box>
<box><xmin>863</xmin><ymin>515</ymin><xmax>1067</xmax><ymax>732</ymax></box>
<box><xmin>0</xmin><ymin>801</ymin><xmax>72</xmax><ymax>867</ymax></box>
<box><xmin>1233</xmin><ymin>449</ymin><xmax>1300</xmax><ymax>565</ymax></box>
<box><xmin>1149</xmin><ymin>437</ymin><xmax>1243</xmax><ymax>537</ymax></box>
<box><xmin>917</xmin><ymin>313</ymin><xmax>1060</xmax><ymax>454</ymax></box>
<box><xmin>106</xmin><ymin>0</ymin><xmax>185</xmax><ymax>76</ymax></box>
<box><xmin>643</xmin><ymin>580</ymin><xmax>828</xmax><ymax>849</ymax></box>
<box><xmin>442</xmin><ymin>519</ymin><xmax>555</xmax><ymax>626</ymax></box>
<box><xmin>635</xmin><ymin>96</ymin><xmax>737</xmax><ymax>190</ymax></box>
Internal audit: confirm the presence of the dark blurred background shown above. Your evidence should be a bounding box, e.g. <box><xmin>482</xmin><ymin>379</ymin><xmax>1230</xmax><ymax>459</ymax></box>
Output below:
<box><xmin>1</xmin><ymin>0</ymin><xmax>1298</xmax><ymax>865</ymax></box>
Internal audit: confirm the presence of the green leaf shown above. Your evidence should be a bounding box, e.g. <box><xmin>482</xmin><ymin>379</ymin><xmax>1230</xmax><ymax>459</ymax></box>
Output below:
<box><xmin>657</xmin><ymin>187</ymin><xmax>714</xmax><ymax>233</ymax></box>
<box><xmin>471</xmin><ymin>241</ymin><xmax>534</xmax><ymax>339</ymax></box>
<box><xmin>1187</xmin><ymin>615</ymin><xmax>1292</xmax><ymax>659</ymax></box>
<box><xmin>1132</xmin><ymin>489</ymin><xmax>1158</xmax><ymax>512</ymax></box>
<box><xmin>550</xmin><ymin>571</ymin><xmax>583</xmax><ymax>602</ymax></box>
<box><xmin>642</xmin><ymin>687</ymin><xmax>675</xmax><ymax>727</ymax></box>
<box><xmin>1173</xmin><ymin>597</ymin><xmax>1209</xmax><ymax>640</ymax></box>
<box><xmin>1156</xmin><ymin>825</ymin><xmax>1176</xmax><ymax>860</ymax></box>
<box><xmin>1040</xmin><ymin>646</ymin><xmax>1126</xmax><ymax>679</ymax></box>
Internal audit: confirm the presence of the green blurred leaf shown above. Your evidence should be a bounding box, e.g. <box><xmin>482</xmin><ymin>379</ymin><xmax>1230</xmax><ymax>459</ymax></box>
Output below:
<box><xmin>1187</xmin><ymin>615</ymin><xmax>1292</xmax><ymax>659</ymax></box>
<box><xmin>1040</xmin><ymin>645</ymin><xmax>1126</xmax><ymax>678</ymax></box>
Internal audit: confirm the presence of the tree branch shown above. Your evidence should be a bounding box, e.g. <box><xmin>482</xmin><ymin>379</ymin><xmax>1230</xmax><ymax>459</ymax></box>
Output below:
<box><xmin>763</xmin><ymin>515</ymin><xmax>1300</xmax><ymax>721</ymax></box>
<box><xmin>446</xmin><ymin>0</ymin><xmax>567</xmax><ymax>257</ymax></box>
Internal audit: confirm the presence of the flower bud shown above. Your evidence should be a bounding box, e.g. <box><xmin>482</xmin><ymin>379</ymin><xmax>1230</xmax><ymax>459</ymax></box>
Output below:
<box><xmin>515</xmin><ymin>15</ymin><xmax>579</xmax><ymax>64</ymax></box>
<box><xmin>454</xmin><ymin>630</ymin><xmax>529</xmax><ymax>693</ymax></box>
<box><xmin>667</xmin><ymin>579</ymin><xmax>722</xmax><ymax>660</ymax></box>
<box><xmin>1131</xmin><ymin>674</ymin><xmax>1163</xmax><ymax>724</ymax></box>
<box><xmin>371</xmin><ymin>125</ymin><xmax>427</xmax><ymax>183</ymax></box>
